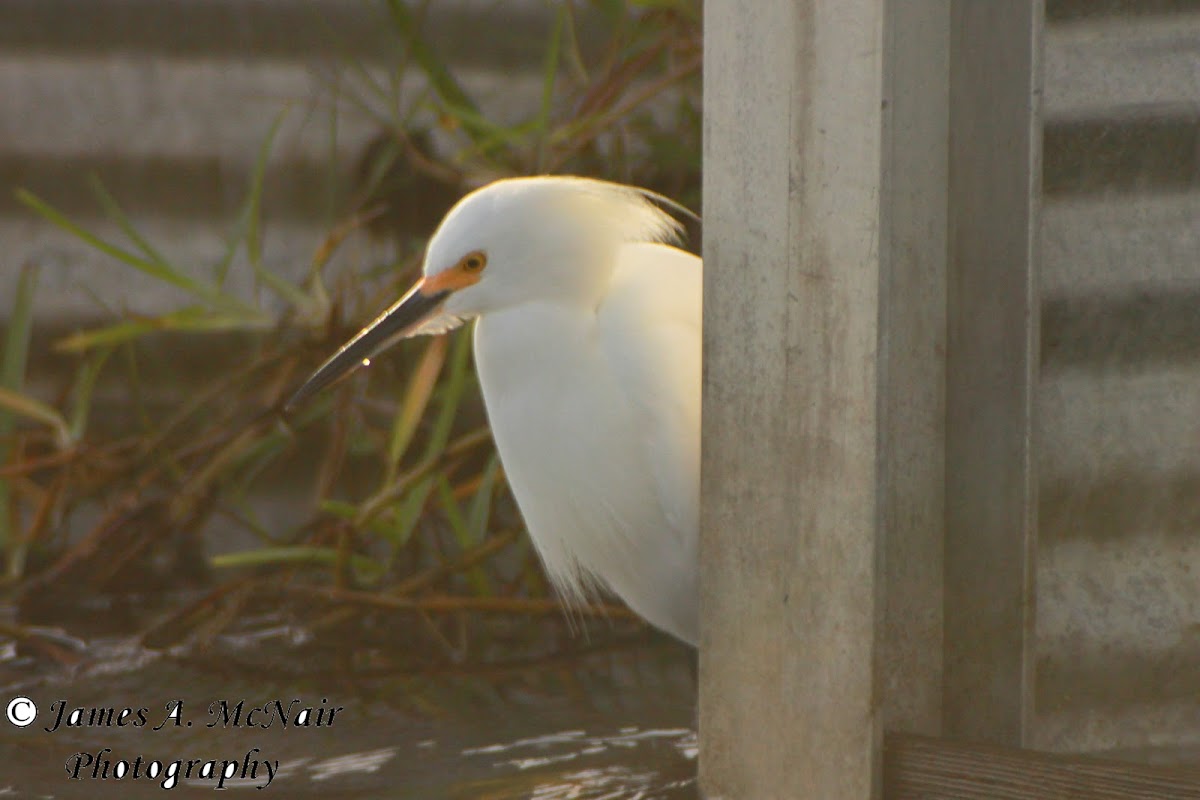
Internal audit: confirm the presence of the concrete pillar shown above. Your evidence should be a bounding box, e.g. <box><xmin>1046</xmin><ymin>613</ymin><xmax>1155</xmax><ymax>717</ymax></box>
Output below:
<box><xmin>699</xmin><ymin>0</ymin><xmax>992</xmax><ymax>793</ymax></box>
<box><xmin>879</xmin><ymin>0</ymin><xmax>950</xmax><ymax>737</ymax></box>
<box><xmin>701</xmin><ymin>0</ymin><xmax>889</xmax><ymax>796</ymax></box>
<box><xmin>943</xmin><ymin>0</ymin><xmax>1043</xmax><ymax>745</ymax></box>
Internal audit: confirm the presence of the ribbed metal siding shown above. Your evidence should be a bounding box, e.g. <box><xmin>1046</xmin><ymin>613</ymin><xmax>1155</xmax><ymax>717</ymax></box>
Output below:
<box><xmin>1037</xmin><ymin>3</ymin><xmax>1200</xmax><ymax>756</ymax></box>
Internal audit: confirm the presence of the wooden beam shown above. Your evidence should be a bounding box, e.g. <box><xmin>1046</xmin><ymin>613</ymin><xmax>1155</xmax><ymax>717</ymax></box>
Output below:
<box><xmin>884</xmin><ymin>734</ymin><xmax>1200</xmax><ymax>800</ymax></box>
<box><xmin>944</xmin><ymin>1</ymin><xmax>1043</xmax><ymax>744</ymax></box>
<box><xmin>701</xmin><ymin>0</ymin><xmax>886</xmax><ymax>797</ymax></box>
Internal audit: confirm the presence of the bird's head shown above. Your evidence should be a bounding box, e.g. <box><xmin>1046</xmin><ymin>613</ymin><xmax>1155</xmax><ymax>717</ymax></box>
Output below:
<box><xmin>285</xmin><ymin>176</ymin><xmax>688</xmax><ymax>411</ymax></box>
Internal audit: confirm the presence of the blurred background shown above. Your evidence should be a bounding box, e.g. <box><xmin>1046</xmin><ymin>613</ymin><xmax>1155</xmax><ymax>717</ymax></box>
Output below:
<box><xmin>0</xmin><ymin>0</ymin><xmax>1197</xmax><ymax>797</ymax></box>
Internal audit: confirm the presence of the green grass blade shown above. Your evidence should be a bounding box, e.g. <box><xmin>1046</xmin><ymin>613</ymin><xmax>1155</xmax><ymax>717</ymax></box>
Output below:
<box><xmin>53</xmin><ymin>307</ymin><xmax>271</xmax><ymax>353</ymax></box>
<box><xmin>318</xmin><ymin>499</ymin><xmax>360</xmax><ymax>521</ymax></box>
<box><xmin>0</xmin><ymin>264</ymin><xmax>36</xmax><ymax>403</ymax></box>
<box><xmin>435</xmin><ymin>475</ymin><xmax>491</xmax><ymax>595</ymax></box>
<box><xmin>382</xmin><ymin>476</ymin><xmax>433</xmax><ymax>549</ymax></box>
<box><xmin>356</xmin><ymin>136</ymin><xmax>403</xmax><ymax>209</ymax></box>
<box><xmin>15</xmin><ymin>190</ymin><xmax>243</xmax><ymax>313</ymax></box>
<box><xmin>444</xmin><ymin>104</ymin><xmax>535</xmax><ymax>152</ymax></box>
<box><xmin>466</xmin><ymin>455</ymin><xmax>499</xmax><ymax>542</ymax></box>
<box><xmin>225</xmin><ymin>430</ymin><xmax>290</xmax><ymax>502</ymax></box>
<box><xmin>336</xmin><ymin>44</ymin><xmax>394</xmax><ymax>110</ymax></box>
<box><xmin>213</xmin><ymin>209</ymin><xmax>246</xmax><ymax>289</ymax></box>
<box><xmin>119</xmin><ymin>340</ymin><xmax>152</xmax><ymax>435</ymax></box>
<box><xmin>223</xmin><ymin>497</ymin><xmax>277</xmax><ymax>546</ymax></box>
<box><xmin>237</xmin><ymin>109</ymin><xmax>312</xmax><ymax>311</ymax></box>
<box><xmin>561</xmin><ymin>2</ymin><xmax>590</xmax><ymax>82</ymax></box>
<box><xmin>593</xmin><ymin>0</ymin><xmax>627</xmax><ymax>26</ymax></box>
<box><xmin>0</xmin><ymin>264</ymin><xmax>38</xmax><ymax>555</ymax></box>
<box><xmin>435</xmin><ymin>475</ymin><xmax>469</xmax><ymax>539</ymax></box>
<box><xmin>211</xmin><ymin>545</ymin><xmax>384</xmax><ymax>582</ymax></box>
<box><xmin>384</xmin><ymin>0</ymin><xmax>498</xmax><ymax>147</ymax></box>
<box><xmin>323</xmin><ymin>78</ymin><xmax>340</xmax><ymax>225</ymax></box>
<box><xmin>386</xmin><ymin>335</ymin><xmax>447</xmax><ymax>476</ymax></box>
<box><xmin>55</xmin><ymin>320</ymin><xmax>162</xmax><ymax>353</ymax></box>
<box><xmin>421</xmin><ymin>329</ymin><xmax>472</xmax><ymax>460</ymax></box>
<box><xmin>245</xmin><ymin>108</ymin><xmax>286</xmax><ymax>272</ymax></box>
<box><xmin>67</xmin><ymin>347</ymin><xmax>113</xmax><ymax>442</ymax></box>
<box><xmin>535</xmin><ymin>4</ymin><xmax>567</xmax><ymax>168</ymax></box>
<box><xmin>631</xmin><ymin>0</ymin><xmax>701</xmax><ymax>17</ymax></box>
<box><xmin>384</xmin><ymin>0</ymin><xmax>478</xmax><ymax>116</ymax></box>
<box><xmin>86</xmin><ymin>173</ymin><xmax>175</xmax><ymax>272</ymax></box>
<box><xmin>0</xmin><ymin>387</ymin><xmax>71</xmax><ymax>448</ymax></box>
<box><xmin>252</xmin><ymin>260</ymin><xmax>311</xmax><ymax>312</ymax></box>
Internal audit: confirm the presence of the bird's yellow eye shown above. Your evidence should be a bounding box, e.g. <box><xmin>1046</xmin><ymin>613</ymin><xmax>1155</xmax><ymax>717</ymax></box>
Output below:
<box><xmin>461</xmin><ymin>251</ymin><xmax>487</xmax><ymax>272</ymax></box>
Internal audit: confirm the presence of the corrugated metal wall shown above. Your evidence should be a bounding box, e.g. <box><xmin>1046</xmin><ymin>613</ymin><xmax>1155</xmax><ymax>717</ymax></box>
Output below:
<box><xmin>1</xmin><ymin>0</ymin><xmax>1196</xmax><ymax>757</ymax></box>
<box><xmin>0</xmin><ymin>0</ymin><xmax>548</xmax><ymax>320</ymax></box>
<box><xmin>1037</xmin><ymin>2</ymin><xmax>1200</xmax><ymax>756</ymax></box>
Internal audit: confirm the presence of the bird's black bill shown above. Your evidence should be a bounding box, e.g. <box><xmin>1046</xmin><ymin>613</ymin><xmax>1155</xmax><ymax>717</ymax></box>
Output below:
<box><xmin>284</xmin><ymin>285</ymin><xmax>448</xmax><ymax>413</ymax></box>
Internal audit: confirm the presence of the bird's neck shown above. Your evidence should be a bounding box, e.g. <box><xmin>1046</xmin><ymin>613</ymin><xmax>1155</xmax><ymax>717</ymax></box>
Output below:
<box><xmin>524</xmin><ymin>238</ymin><xmax>620</xmax><ymax>309</ymax></box>
<box><xmin>473</xmin><ymin>301</ymin><xmax>594</xmax><ymax>401</ymax></box>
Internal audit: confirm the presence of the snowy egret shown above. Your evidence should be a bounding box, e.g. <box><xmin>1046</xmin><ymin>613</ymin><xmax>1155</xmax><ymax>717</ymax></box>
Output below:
<box><xmin>286</xmin><ymin>176</ymin><xmax>700</xmax><ymax>646</ymax></box>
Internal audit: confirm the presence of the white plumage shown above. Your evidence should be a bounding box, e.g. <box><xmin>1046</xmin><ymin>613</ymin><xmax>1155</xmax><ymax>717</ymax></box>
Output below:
<box><xmin>288</xmin><ymin>176</ymin><xmax>701</xmax><ymax>646</ymax></box>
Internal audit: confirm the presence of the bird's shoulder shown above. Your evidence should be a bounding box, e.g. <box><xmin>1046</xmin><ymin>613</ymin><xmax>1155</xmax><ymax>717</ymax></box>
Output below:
<box><xmin>595</xmin><ymin>242</ymin><xmax>700</xmax><ymax>540</ymax></box>
<box><xmin>600</xmin><ymin>242</ymin><xmax>701</xmax><ymax>335</ymax></box>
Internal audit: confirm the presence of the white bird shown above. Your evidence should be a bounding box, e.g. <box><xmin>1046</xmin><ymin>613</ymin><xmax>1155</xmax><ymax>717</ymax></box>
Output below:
<box><xmin>287</xmin><ymin>176</ymin><xmax>701</xmax><ymax>646</ymax></box>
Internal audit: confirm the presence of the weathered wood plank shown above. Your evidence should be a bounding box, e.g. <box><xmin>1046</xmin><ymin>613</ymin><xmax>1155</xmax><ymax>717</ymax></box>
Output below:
<box><xmin>701</xmin><ymin>0</ymin><xmax>886</xmax><ymax>796</ymax></box>
<box><xmin>884</xmin><ymin>733</ymin><xmax>1200</xmax><ymax>800</ymax></box>
<box><xmin>944</xmin><ymin>0</ymin><xmax>1042</xmax><ymax>745</ymax></box>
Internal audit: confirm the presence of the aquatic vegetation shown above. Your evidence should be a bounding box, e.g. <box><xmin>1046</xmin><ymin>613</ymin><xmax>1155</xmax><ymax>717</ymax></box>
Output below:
<box><xmin>0</xmin><ymin>0</ymin><xmax>700</xmax><ymax>669</ymax></box>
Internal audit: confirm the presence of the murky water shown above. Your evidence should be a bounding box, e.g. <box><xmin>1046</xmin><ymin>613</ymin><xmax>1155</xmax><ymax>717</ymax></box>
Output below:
<box><xmin>0</xmin><ymin>611</ymin><xmax>698</xmax><ymax>799</ymax></box>
<box><xmin>3</xmin><ymin>331</ymin><xmax>698</xmax><ymax>799</ymax></box>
